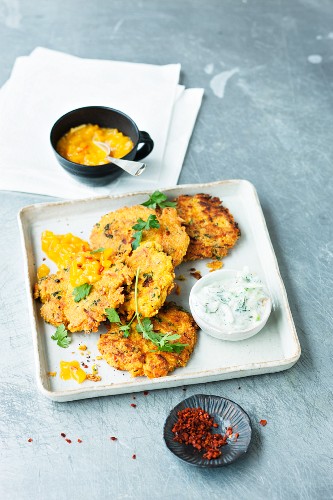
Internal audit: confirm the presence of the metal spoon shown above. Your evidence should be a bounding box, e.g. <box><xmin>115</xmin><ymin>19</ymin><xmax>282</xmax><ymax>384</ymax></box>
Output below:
<box><xmin>94</xmin><ymin>141</ymin><xmax>146</xmax><ymax>176</ymax></box>
<box><xmin>105</xmin><ymin>156</ymin><xmax>146</xmax><ymax>176</ymax></box>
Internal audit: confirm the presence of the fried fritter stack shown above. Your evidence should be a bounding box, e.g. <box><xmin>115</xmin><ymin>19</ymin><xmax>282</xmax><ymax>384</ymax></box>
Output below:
<box><xmin>98</xmin><ymin>303</ymin><xmax>198</xmax><ymax>378</ymax></box>
<box><xmin>35</xmin><ymin>193</ymin><xmax>240</xmax><ymax>379</ymax></box>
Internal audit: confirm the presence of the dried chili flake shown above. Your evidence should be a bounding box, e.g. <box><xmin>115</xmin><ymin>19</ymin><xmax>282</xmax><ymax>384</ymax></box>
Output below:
<box><xmin>77</xmin><ymin>439</ymin><xmax>82</xmax><ymax>443</ymax></box>
<box><xmin>143</xmin><ymin>391</ymin><xmax>149</xmax><ymax>396</ymax></box>
<box><xmin>131</xmin><ymin>403</ymin><xmax>137</xmax><ymax>408</ymax></box>
<box><xmin>172</xmin><ymin>407</ymin><xmax>237</xmax><ymax>460</ymax></box>
<box><xmin>190</xmin><ymin>270</ymin><xmax>202</xmax><ymax>280</ymax></box>
<box><xmin>27</xmin><ymin>438</ymin><xmax>33</xmax><ymax>443</ymax></box>
<box><xmin>132</xmin><ymin>454</ymin><xmax>136</xmax><ymax>459</ymax></box>
<box><xmin>110</xmin><ymin>436</ymin><xmax>117</xmax><ymax>441</ymax></box>
<box><xmin>60</xmin><ymin>433</ymin><xmax>66</xmax><ymax>438</ymax></box>
<box><xmin>260</xmin><ymin>419</ymin><xmax>267</xmax><ymax>426</ymax></box>
<box><xmin>65</xmin><ymin>438</ymin><xmax>72</xmax><ymax>444</ymax></box>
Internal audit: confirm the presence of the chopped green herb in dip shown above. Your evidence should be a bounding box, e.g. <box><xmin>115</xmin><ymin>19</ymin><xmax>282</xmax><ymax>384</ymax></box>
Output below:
<box><xmin>192</xmin><ymin>269</ymin><xmax>270</xmax><ymax>332</ymax></box>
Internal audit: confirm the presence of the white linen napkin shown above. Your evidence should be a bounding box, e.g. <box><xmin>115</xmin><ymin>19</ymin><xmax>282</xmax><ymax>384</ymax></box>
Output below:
<box><xmin>0</xmin><ymin>48</ymin><xmax>203</xmax><ymax>199</ymax></box>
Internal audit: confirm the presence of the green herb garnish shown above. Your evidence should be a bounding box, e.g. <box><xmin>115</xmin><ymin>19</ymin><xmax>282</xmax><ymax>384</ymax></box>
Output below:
<box><xmin>73</xmin><ymin>283</ymin><xmax>92</xmax><ymax>302</ymax></box>
<box><xmin>51</xmin><ymin>324</ymin><xmax>71</xmax><ymax>348</ymax></box>
<box><xmin>105</xmin><ymin>308</ymin><xmax>121</xmax><ymax>323</ymax></box>
<box><xmin>90</xmin><ymin>247</ymin><xmax>105</xmax><ymax>254</ymax></box>
<box><xmin>131</xmin><ymin>215</ymin><xmax>160</xmax><ymax>250</ymax></box>
<box><xmin>141</xmin><ymin>191</ymin><xmax>176</xmax><ymax>209</ymax></box>
<box><xmin>134</xmin><ymin>268</ymin><xmax>187</xmax><ymax>353</ymax></box>
<box><xmin>105</xmin><ymin>307</ymin><xmax>134</xmax><ymax>338</ymax></box>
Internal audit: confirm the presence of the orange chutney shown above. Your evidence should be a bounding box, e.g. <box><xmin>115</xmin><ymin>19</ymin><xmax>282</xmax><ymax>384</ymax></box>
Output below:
<box><xmin>60</xmin><ymin>360</ymin><xmax>87</xmax><ymax>383</ymax></box>
<box><xmin>56</xmin><ymin>124</ymin><xmax>134</xmax><ymax>166</ymax></box>
<box><xmin>40</xmin><ymin>230</ymin><xmax>115</xmax><ymax>286</ymax></box>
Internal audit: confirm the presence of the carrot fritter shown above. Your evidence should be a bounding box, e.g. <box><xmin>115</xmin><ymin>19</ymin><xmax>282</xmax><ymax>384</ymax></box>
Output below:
<box><xmin>120</xmin><ymin>241</ymin><xmax>175</xmax><ymax>319</ymax></box>
<box><xmin>89</xmin><ymin>205</ymin><xmax>189</xmax><ymax>267</ymax></box>
<box><xmin>176</xmin><ymin>193</ymin><xmax>240</xmax><ymax>261</ymax></box>
<box><xmin>34</xmin><ymin>270</ymin><xmax>68</xmax><ymax>326</ymax></box>
<box><xmin>97</xmin><ymin>303</ymin><xmax>198</xmax><ymax>378</ymax></box>
<box><xmin>34</xmin><ymin>262</ymin><xmax>134</xmax><ymax>333</ymax></box>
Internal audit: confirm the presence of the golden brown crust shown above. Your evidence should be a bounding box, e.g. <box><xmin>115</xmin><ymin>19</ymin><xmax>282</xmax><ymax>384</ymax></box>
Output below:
<box><xmin>97</xmin><ymin>303</ymin><xmax>198</xmax><ymax>378</ymax></box>
<box><xmin>34</xmin><ymin>263</ymin><xmax>134</xmax><ymax>333</ymax></box>
<box><xmin>176</xmin><ymin>193</ymin><xmax>240</xmax><ymax>261</ymax></box>
<box><xmin>120</xmin><ymin>241</ymin><xmax>175</xmax><ymax>319</ymax></box>
<box><xmin>89</xmin><ymin>205</ymin><xmax>189</xmax><ymax>267</ymax></box>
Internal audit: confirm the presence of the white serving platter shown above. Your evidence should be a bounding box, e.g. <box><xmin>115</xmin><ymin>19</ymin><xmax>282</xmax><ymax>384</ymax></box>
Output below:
<box><xmin>18</xmin><ymin>180</ymin><xmax>301</xmax><ymax>402</ymax></box>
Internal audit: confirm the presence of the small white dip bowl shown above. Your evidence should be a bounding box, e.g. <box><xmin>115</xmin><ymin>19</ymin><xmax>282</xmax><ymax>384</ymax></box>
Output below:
<box><xmin>189</xmin><ymin>269</ymin><xmax>272</xmax><ymax>341</ymax></box>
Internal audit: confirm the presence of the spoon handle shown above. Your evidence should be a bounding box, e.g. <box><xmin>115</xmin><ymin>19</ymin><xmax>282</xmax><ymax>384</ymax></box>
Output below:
<box><xmin>106</xmin><ymin>157</ymin><xmax>146</xmax><ymax>176</ymax></box>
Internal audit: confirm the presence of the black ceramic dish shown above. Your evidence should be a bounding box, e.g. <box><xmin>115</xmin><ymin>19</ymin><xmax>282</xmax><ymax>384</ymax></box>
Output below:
<box><xmin>163</xmin><ymin>394</ymin><xmax>252</xmax><ymax>467</ymax></box>
<box><xmin>50</xmin><ymin>106</ymin><xmax>154</xmax><ymax>186</ymax></box>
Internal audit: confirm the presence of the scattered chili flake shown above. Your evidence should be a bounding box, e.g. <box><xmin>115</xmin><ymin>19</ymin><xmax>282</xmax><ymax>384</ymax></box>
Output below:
<box><xmin>27</xmin><ymin>438</ymin><xmax>33</xmax><ymax>443</ymax></box>
<box><xmin>110</xmin><ymin>436</ymin><xmax>118</xmax><ymax>441</ymax></box>
<box><xmin>42</xmin><ymin>257</ymin><xmax>46</xmax><ymax>261</ymax></box>
<box><xmin>190</xmin><ymin>270</ymin><xmax>202</xmax><ymax>280</ymax></box>
<box><xmin>61</xmin><ymin>433</ymin><xmax>66</xmax><ymax>438</ymax></box>
<box><xmin>77</xmin><ymin>439</ymin><xmax>82</xmax><ymax>443</ymax></box>
<box><xmin>172</xmin><ymin>407</ymin><xmax>237</xmax><ymax>460</ymax></box>
<box><xmin>131</xmin><ymin>403</ymin><xmax>137</xmax><ymax>408</ymax></box>
<box><xmin>260</xmin><ymin>419</ymin><xmax>267</xmax><ymax>426</ymax></box>
<box><xmin>132</xmin><ymin>454</ymin><xmax>136</xmax><ymax>459</ymax></box>
<box><xmin>65</xmin><ymin>439</ymin><xmax>72</xmax><ymax>444</ymax></box>
<box><xmin>143</xmin><ymin>391</ymin><xmax>149</xmax><ymax>396</ymax></box>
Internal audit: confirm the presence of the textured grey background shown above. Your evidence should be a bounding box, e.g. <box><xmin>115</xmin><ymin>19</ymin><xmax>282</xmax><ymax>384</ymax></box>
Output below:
<box><xmin>0</xmin><ymin>0</ymin><xmax>333</xmax><ymax>499</ymax></box>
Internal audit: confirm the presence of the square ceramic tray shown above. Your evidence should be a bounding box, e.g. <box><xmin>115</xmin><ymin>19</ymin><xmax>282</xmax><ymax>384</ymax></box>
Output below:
<box><xmin>18</xmin><ymin>180</ymin><xmax>301</xmax><ymax>401</ymax></box>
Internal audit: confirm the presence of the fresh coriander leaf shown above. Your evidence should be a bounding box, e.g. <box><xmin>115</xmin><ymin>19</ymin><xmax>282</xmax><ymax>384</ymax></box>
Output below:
<box><xmin>73</xmin><ymin>283</ymin><xmax>92</xmax><ymax>302</ymax></box>
<box><xmin>160</xmin><ymin>332</ymin><xmax>181</xmax><ymax>342</ymax></box>
<box><xmin>132</xmin><ymin>218</ymin><xmax>147</xmax><ymax>231</ymax></box>
<box><xmin>51</xmin><ymin>324</ymin><xmax>71</xmax><ymax>348</ymax></box>
<box><xmin>119</xmin><ymin>325</ymin><xmax>131</xmax><ymax>338</ymax></box>
<box><xmin>131</xmin><ymin>215</ymin><xmax>160</xmax><ymax>250</ymax></box>
<box><xmin>132</xmin><ymin>215</ymin><xmax>160</xmax><ymax>232</ymax></box>
<box><xmin>145</xmin><ymin>214</ymin><xmax>160</xmax><ymax>229</ymax></box>
<box><xmin>141</xmin><ymin>191</ymin><xmax>176</xmax><ymax>209</ymax></box>
<box><xmin>131</xmin><ymin>231</ymin><xmax>142</xmax><ymax>250</ymax></box>
<box><xmin>90</xmin><ymin>247</ymin><xmax>105</xmax><ymax>254</ymax></box>
<box><xmin>159</xmin><ymin>342</ymin><xmax>188</xmax><ymax>353</ymax></box>
<box><xmin>105</xmin><ymin>308</ymin><xmax>121</xmax><ymax>323</ymax></box>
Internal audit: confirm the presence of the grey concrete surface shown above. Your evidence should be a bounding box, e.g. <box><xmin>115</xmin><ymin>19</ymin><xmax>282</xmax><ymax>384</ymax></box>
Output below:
<box><xmin>0</xmin><ymin>0</ymin><xmax>332</xmax><ymax>499</ymax></box>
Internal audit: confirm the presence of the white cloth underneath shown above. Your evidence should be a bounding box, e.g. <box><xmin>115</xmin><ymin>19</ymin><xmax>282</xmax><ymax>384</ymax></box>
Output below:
<box><xmin>0</xmin><ymin>48</ymin><xmax>203</xmax><ymax>199</ymax></box>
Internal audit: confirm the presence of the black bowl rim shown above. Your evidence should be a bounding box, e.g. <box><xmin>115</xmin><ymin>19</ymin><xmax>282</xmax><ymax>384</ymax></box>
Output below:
<box><xmin>50</xmin><ymin>105</ymin><xmax>140</xmax><ymax>169</ymax></box>
<box><xmin>163</xmin><ymin>394</ymin><xmax>252</xmax><ymax>468</ymax></box>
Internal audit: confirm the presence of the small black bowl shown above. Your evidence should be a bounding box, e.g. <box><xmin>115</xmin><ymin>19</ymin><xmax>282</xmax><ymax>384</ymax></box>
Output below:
<box><xmin>163</xmin><ymin>394</ymin><xmax>252</xmax><ymax>467</ymax></box>
<box><xmin>50</xmin><ymin>106</ymin><xmax>154</xmax><ymax>186</ymax></box>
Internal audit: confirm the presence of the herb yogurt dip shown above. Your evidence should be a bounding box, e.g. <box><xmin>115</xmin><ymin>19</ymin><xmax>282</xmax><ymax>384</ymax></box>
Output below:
<box><xmin>191</xmin><ymin>269</ymin><xmax>270</xmax><ymax>333</ymax></box>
